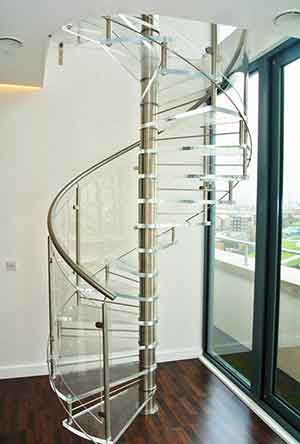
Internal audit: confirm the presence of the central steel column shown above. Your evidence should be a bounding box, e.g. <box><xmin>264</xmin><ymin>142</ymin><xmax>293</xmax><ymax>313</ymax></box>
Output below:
<box><xmin>138</xmin><ymin>14</ymin><xmax>159</xmax><ymax>415</ymax></box>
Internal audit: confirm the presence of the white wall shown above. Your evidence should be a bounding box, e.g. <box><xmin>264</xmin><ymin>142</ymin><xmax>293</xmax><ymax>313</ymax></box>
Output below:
<box><xmin>0</xmin><ymin>41</ymin><xmax>203</xmax><ymax>378</ymax></box>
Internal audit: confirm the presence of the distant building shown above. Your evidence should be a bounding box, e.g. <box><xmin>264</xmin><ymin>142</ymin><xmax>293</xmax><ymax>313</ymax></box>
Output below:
<box><xmin>231</xmin><ymin>215</ymin><xmax>252</xmax><ymax>233</ymax></box>
<box><xmin>216</xmin><ymin>214</ymin><xmax>231</xmax><ymax>232</ymax></box>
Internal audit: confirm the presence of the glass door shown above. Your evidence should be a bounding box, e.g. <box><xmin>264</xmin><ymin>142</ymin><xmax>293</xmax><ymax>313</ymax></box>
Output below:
<box><xmin>264</xmin><ymin>44</ymin><xmax>300</xmax><ymax>430</ymax></box>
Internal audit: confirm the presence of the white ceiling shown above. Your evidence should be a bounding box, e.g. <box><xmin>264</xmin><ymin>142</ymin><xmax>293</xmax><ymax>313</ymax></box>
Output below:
<box><xmin>0</xmin><ymin>0</ymin><xmax>299</xmax><ymax>86</ymax></box>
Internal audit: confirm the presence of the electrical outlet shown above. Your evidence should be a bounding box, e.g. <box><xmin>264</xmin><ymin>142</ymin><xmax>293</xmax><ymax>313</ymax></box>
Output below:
<box><xmin>6</xmin><ymin>261</ymin><xmax>16</xmax><ymax>272</ymax></box>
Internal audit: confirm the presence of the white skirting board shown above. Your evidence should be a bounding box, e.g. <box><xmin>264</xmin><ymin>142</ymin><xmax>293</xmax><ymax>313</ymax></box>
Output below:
<box><xmin>0</xmin><ymin>347</ymin><xmax>201</xmax><ymax>379</ymax></box>
<box><xmin>157</xmin><ymin>347</ymin><xmax>201</xmax><ymax>363</ymax></box>
<box><xmin>199</xmin><ymin>355</ymin><xmax>299</xmax><ymax>444</ymax></box>
<box><xmin>0</xmin><ymin>362</ymin><xmax>49</xmax><ymax>379</ymax></box>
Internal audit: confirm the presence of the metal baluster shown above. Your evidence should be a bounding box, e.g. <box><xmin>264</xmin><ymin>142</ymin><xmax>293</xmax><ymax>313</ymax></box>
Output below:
<box><xmin>67</xmin><ymin>402</ymin><xmax>73</xmax><ymax>425</ymax></box>
<box><xmin>105</xmin><ymin>264</ymin><xmax>110</xmax><ymax>287</ymax></box>
<box><xmin>171</xmin><ymin>227</ymin><xmax>176</xmax><ymax>244</ymax></box>
<box><xmin>102</xmin><ymin>302</ymin><xmax>112</xmax><ymax>441</ymax></box>
<box><xmin>105</xmin><ymin>16</ymin><xmax>112</xmax><ymax>46</ymax></box>
<box><xmin>228</xmin><ymin>180</ymin><xmax>234</xmax><ymax>203</ymax></box>
<box><xmin>202</xmin><ymin>125</ymin><xmax>210</xmax><ymax>225</ymax></box>
<box><xmin>209</xmin><ymin>24</ymin><xmax>218</xmax><ymax>187</ymax></box>
<box><xmin>161</xmin><ymin>37</ymin><xmax>168</xmax><ymax>75</ymax></box>
<box><xmin>240</xmin><ymin>33</ymin><xmax>249</xmax><ymax>178</ymax></box>
<box><xmin>47</xmin><ymin>237</ymin><xmax>55</xmax><ymax>378</ymax></box>
<box><xmin>58</xmin><ymin>42</ymin><xmax>64</xmax><ymax>66</ymax></box>
<box><xmin>74</xmin><ymin>185</ymin><xmax>81</xmax><ymax>305</ymax></box>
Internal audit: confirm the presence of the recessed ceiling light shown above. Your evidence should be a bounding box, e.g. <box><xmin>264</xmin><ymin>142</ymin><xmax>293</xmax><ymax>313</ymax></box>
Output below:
<box><xmin>273</xmin><ymin>10</ymin><xmax>300</xmax><ymax>38</ymax></box>
<box><xmin>0</xmin><ymin>37</ymin><xmax>23</xmax><ymax>55</ymax></box>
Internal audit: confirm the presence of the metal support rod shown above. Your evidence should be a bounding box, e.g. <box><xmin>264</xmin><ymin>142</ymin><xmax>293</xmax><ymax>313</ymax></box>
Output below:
<box><xmin>207</xmin><ymin>24</ymin><xmax>218</xmax><ymax>226</ymax></box>
<box><xmin>105</xmin><ymin>264</ymin><xmax>110</xmax><ymax>287</ymax></box>
<box><xmin>105</xmin><ymin>16</ymin><xmax>112</xmax><ymax>46</ymax></box>
<box><xmin>171</xmin><ymin>227</ymin><xmax>176</xmax><ymax>244</ymax></box>
<box><xmin>102</xmin><ymin>302</ymin><xmax>112</xmax><ymax>440</ymax></box>
<box><xmin>240</xmin><ymin>120</ymin><xmax>246</xmax><ymax>176</ymax></box>
<box><xmin>240</xmin><ymin>34</ymin><xmax>249</xmax><ymax>177</ymax></box>
<box><xmin>228</xmin><ymin>180</ymin><xmax>234</xmax><ymax>202</ymax></box>
<box><xmin>161</xmin><ymin>37</ymin><xmax>168</xmax><ymax>75</ymax></box>
<box><xmin>210</xmin><ymin>24</ymin><xmax>218</xmax><ymax>108</ymax></box>
<box><xmin>75</xmin><ymin>185</ymin><xmax>80</xmax><ymax>305</ymax></box>
<box><xmin>138</xmin><ymin>14</ymin><xmax>159</xmax><ymax>415</ymax></box>
<box><xmin>67</xmin><ymin>402</ymin><xmax>73</xmax><ymax>425</ymax></box>
<box><xmin>202</xmin><ymin>127</ymin><xmax>210</xmax><ymax>225</ymax></box>
<box><xmin>58</xmin><ymin>42</ymin><xmax>64</xmax><ymax>66</ymax></box>
<box><xmin>203</xmin><ymin>22</ymin><xmax>214</xmax><ymax>225</ymax></box>
<box><xmin>47</xmin><ymin>237</ymin><xmax>55</xmax><ymax>378</ymax></box>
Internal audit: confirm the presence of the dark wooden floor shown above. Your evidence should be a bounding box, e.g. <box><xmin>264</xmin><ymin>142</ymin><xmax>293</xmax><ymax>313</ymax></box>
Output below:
<box><xmin>0</xmin><ymin>359</ymin><xmax>285</xmax><ymax>444</ymax></box>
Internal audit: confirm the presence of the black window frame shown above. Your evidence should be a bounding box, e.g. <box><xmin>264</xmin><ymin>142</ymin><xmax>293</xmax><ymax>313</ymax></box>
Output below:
<box><xmin>202</xmin><ymin>37</ymin><xmax>300</xmax><ymax>442</ymax></box>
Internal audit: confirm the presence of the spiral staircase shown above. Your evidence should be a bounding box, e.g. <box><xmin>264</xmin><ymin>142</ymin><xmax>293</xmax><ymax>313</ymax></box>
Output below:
<box><xmin>47</xmin><ymin>14</ymin><xmax>252</xmax><ymax>444</ymax></box>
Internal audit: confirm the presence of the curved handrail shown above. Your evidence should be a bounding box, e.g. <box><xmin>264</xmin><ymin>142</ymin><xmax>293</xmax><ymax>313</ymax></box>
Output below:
<box><xmin>48</xmin><ymin>140</ymin><xmax>139</xmax><ymax>300</ymax></box>
<box><xmin>48</xmin><ymin>19</ymin><xmax>251</xmax><ymax>303</ymax></box>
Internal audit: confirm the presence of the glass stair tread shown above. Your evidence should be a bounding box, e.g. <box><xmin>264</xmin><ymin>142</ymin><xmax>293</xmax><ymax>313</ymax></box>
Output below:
<box><xmin>63</xmin><ymin>383</ymin><xmax>155</xmax><ymax>443</ymax></box>
<box><xmin>136</xmin><ymin>220</ymin><xmax>211</xmax><ymax>229</ymax></box>
<box><xmin>185</xmin><ymin>173</ymin><xmax>248</xmax><ymax>181</ymax></box>
<box><xmin>158</xmin><ymin>173</ymin><xmax>248</xmax><ymax>182</ymax></box>
<box><xmin>153</xmin><ymin>105</ymin><xmax>242</xmax><ymax>130</ymax></box>
<box><xmin>60</xmin><ymin>15</ymin><xmax>228</xmax><ymax>111</ymax></box>
<box><xmin>58</xmin><ymin>306</ymin><xmax>138</xmax><ymax>329</ymax></box>
<box><xmin>158</xmin><ymin>198</ymin><xmax>216</xmax><ymax>204</ymax></box>
<box><xmin>110</xmin><ymin>260</ymin><xmax>139</xmax><ymax>277</ymax></box>
<box><xmin>53</xmin><ymin>360</ymin><xmax>141</xmax><ymax>403</ymax></box>
<box><xmin>62</xmin><ymin>18</ymin><xmax>160</xmax><ymax>83</ymax></box>
<box><xmin>158</xmin><ymin>69</ymin><xmax>220</xmax><ymax>110</ymax></box>
<box><xmin>158</xmin><ymin>143</ymin><xmax>246</xmax><ymax>155</ymax></box>
<box><xmin>160</xmin><ymin>67</ymin><xmax>220</xmax><ymax>81</ymax></box>
<box><xmin>105</xmin><ymin>275</ymin><xmax>139</xmax><ymax>302</ymax></box>
<box><xmin>108</xmin><ymin>237</ymin><xmax>177</xmax><ymax>276</ymax></box>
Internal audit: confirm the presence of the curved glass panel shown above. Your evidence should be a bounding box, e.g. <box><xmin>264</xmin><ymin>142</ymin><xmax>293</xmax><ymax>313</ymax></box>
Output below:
<box><xmin>48</xmin><ymin>15</ymin><xmax>252</xmax><ymax>442</ymax></box>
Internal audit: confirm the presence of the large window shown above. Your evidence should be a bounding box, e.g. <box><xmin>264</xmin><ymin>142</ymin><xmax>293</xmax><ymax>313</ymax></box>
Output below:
<box><xmin>203</xmin><ymin>39</ymin><xmax>300</xmax><ymax>441</ymax></box>
<box><xmin>274</xmin><ymin>57</ymin><xmax>300</xmax><ymax>413</ymax></box>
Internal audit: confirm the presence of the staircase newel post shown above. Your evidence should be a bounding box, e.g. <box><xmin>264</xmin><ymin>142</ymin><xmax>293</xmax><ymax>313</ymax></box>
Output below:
<box><xmin>47</xmin><ymin>237</ymin><xmax>55</xmax><ymax>379</ymax></box>
<box><xmin>138</xmin><ymin>14</ymin><xmax>160</xmax><ymax>415</ymax></box>
<box><xmin>75</xmin><ymin>184</ymin><xmax>81</xmax><ymax>305</ymax></box>
<box><xmin>240</xmin><ymin>32</ymin><xmax>249</xmax><ymax>178</ymax></box>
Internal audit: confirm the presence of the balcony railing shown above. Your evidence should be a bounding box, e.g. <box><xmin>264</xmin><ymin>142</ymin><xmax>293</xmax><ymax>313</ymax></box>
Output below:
<box><xmin>216</xmin><ymin>234</ymin><xmax>300</xmax><ymax>268</ymax></box>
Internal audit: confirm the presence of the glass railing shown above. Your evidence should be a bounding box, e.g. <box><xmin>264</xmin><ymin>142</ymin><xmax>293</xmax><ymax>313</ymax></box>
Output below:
<box><xmin>48</xmin><ymin>14</ymin><xmax>251</xmax><ymax>443</ymax></box>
